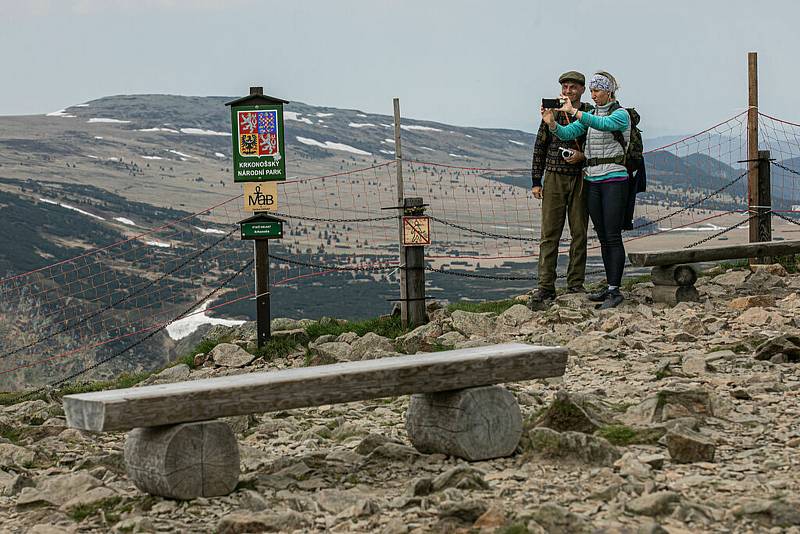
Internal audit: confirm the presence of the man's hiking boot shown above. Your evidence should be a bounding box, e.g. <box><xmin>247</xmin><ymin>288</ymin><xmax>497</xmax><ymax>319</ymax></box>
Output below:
<box><xmin>527</xmin><ymin>289</ymin><xmax>556</xmax><ymax>311</ymax></box>
<box><xmin>587</xmin><ymin>287</ymin><xmax>609</xmax><ymax>302</ymax></box>
<box><xmin>598</xmin><ymin>289</ymin><xmax>624</xmax><ymax>310</ymax></box>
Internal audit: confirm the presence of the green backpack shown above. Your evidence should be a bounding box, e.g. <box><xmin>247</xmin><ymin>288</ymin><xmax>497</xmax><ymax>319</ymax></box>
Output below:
<box><xmin>608</xmin><ymin>102</ymin><xmax>643</xmax><ymax>174</ymax></box>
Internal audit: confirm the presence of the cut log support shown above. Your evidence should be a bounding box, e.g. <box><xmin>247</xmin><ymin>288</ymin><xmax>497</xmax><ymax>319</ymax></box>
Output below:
<box><xmin>124</xmin><ymin>421</ymin><xmax>240</xmax><ymax>500</ymax></box>
<box><xmin>651</xmin><ymin>284</ymin><xmax>700</xmax><ymax>306</ymax></box>
<box><xmin>406</xmin><ymin>385</ymin><xmax>522</xmax><ymax>461</ymax></box>
<box><xmin>650</xmin><ymin>264</ymin><xmax>698</xmax><ymax>287</ymax></box>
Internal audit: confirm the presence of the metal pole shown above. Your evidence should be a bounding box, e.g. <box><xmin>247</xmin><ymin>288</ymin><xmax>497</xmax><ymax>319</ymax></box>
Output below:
<box><xmin>393</xmin><ymin>98</ymin><xmax>408</xmax><ymax>326</ymax></box>
<box><xmin>255</xmin><ymin>239</ymin><xmax>270</xmax><ymax>347</ymax></box>
<box><xmin>747</xmin><ymin>52</ymin><xmax>759</xmax><ymax>249</ymax></box>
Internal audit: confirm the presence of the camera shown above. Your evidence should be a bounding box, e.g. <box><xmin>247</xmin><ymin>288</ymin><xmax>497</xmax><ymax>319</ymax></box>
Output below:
<box><xmin>542</xmin><ymin>98</ymin><xmax>565</xmax><ymax>109</ymax></box>
<box><xmin>560</xmin><ymin>148</ymin><xmax>575</xmax><ymax>159</ymax></box>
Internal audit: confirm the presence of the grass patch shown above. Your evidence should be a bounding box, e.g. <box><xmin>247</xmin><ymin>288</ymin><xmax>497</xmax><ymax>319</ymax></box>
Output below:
<box><xmin>498</xmin><ymin>524</ymin><xmax>530</xmax><ymax>534</ymax></box>
<box><xmin>305</xmin><ymin>314</ymin><xmax>406</xmax><ymax>340</ymax></box>
<box><xmin>622</xmin><ymin>273</ymin><xmax>651</xmax><ymax>290</ymax></box>
<box><xmin>446</xmin><ymin>298</ymin><xmax>517</xmax><ymax>315</ymax></box>
<box><xmin>253</xmin><ymin>337</ymin><xmax>299</xmax><ymax>361</ymax></box>
<box><xmin>68</xmin><ymin>496</ymin><xmax>123</xmax><ymax>522</ymax></box>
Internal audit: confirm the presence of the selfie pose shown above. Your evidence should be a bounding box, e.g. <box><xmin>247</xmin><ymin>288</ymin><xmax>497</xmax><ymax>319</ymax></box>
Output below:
<box><xmin>542</xmin><ymin>71</ymin><xmax>630</xmax><ymax>309</ymax></box>
<box><xmin>529</xmin><ymin>71</ymin><xmax>594</xmax><ymax>308</ymax></box>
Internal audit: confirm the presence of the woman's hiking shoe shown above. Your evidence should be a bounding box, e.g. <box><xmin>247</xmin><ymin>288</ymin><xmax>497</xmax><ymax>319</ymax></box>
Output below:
<box><xmin>527</xmin><ymin>289</ymin><xmax>556</xmax><ymax>311</ymax></box>
<box><xmin>598</xmin><ymin>289</ymin><xmax>624</xmax><ymax>310</ymax></box>
<box><xmin>587</xmin><ymin>287</ymin><xmax>610</xmax><ymax>302</ymax></box>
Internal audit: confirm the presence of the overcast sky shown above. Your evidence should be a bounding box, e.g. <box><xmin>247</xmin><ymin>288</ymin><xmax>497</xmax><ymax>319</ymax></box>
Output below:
<box><xmin>1</xmin><ymin>0</ymin><xmax>797</xmax><ymax>136</ymax></box>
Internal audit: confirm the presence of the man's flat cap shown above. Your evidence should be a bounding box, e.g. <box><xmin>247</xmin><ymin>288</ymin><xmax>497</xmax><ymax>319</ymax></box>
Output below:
<box><xmin>558</xmin><ymin>71</ymin><xmax>585</xmax><ymax>85</ymax></box>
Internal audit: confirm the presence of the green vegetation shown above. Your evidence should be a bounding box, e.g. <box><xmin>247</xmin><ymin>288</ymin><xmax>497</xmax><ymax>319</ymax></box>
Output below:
<box><xmin>304</xmin><ymin>314</ymin><xmax>406</xmax><ymax>340</ymax></box>
<box><xmin>253</xmin><ymin>336</ymin><xmax>300</xmax><ymax>361</ymax></box>
<box><xmin>446</xmin><ymin>298</ymin><xmax>517</xmax><ymax>315</ymax></box>
<box><xmin>622</xmin><ymin>273</ymin><xmax>651</xmax><ymax>290</ymax></box>
<box><xmin>67</xmin><ymin>496</ymin><xmax>123</xmax><ymax>522</ymax></box>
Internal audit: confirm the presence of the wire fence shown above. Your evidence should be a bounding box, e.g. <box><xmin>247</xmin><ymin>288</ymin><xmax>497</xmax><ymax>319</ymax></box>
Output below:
<box><xmin>2</xmin><ymin>110</ymin><xmax>800</xmax><ymax>392</ymax></box>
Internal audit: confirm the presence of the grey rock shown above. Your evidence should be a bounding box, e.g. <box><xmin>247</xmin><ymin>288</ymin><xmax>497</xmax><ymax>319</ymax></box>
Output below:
<box><xmin>625</xmin><ymin>491</ymin><xmax>681</xmax><ymax>516</ymax></box>
<box><xmin>355</xmin><ymin>433</ymin><xmax>398</xmax><ymax>456</ymax></box>
<box><xmin>754</xmin><ymin>334</ymin><xmax>800</xmax><ymax>362</ymax></box>
<box><xmin>450</xmin><ymin>310</ymin><xmax>496</xmax><ymax>337</ymax></box>
<box><xmin>271</xmin><ymin>317</ymin><xmax>301</xmax><ymax>331</ymax></box>
<box><xmin>534</xmin><ymin>389</ymin><xmax>619</xmax><ymax>433</ymax></box>
<box><xmin>431</xmin><ymin>465</ymin><xmax>489</xmax><ymax>492</ymax></box>
<box><xmin>438</xmin><ymin>499</ymin><xmax>489</xmax><ymax>523</ymax></box>
<box><xmin>367</xmin><ymin>443</ymin><xmax>420</xmax><ymax>462</ymax></box>
<box><xmin>436</xmin><ymin>330</ymin><xmax>466</xmax><ymax>347</ymax></box>
<box><xmin>526</xmin><ymin>427</ymin><xmax>621</xmax><ymax>466</ymax></box>
<box><xmin>210</xmin><ymin>343</ymin><xmax>256</xmax><ymax>368</ymax></box>
<box><xmin>17</xmin><ymin>472</ymin><xmax>101</xmax><ymax>507</ymax></box>
<box><xmin>312</xmin><ymin>341</ymin><xmax>354</xmax><ymax>362</ymax></box>
<box><xmin>60</xmin><ymin>486</ymin><xmax>118</xmax><ymax>512</ymax></box>
<box><xmin>310</xmin><ymin>334</ymin><xmax>336</xmax><ymax>346</ymax></box>
<box><xmin>217</xmin><ymin>510</ymin><xmax>310</xmax><ymax>534</ymax></box>
<box><xmin>336</xmin><ymin>331</ymin><xmax>359</xmax><ymax>344</ymax></box>
<box><xmin>316</xmin><ymin>489</ymin><xmax>366</xmax><ymax>514</ymax></box>
<box><xmin>0</xmin><ymin>443</ymin><xmax>34</xmax><ymax>469</ymax></box>
<box><xmin>731</xmin><ymin>498</ymin><xmax>800</xmax><ymax>527</ymax></box>
<box><xmin>496</xmin><ymin>304</ymin><xmax>534</xmax><ymax>328</ymax></box>
<box><xmin>525</xmin><ymin>503</ymin><xmax>591</xmax><ymax>533</ymax></box>
<box><xmin>0</xmin><ymin>471</ymin><xmax>33</xmax><ymax>496</ymax></box>
<box><xmin>395</xmin><ymin>321</ymin><xmax>443</xmax><ymax>353</ymax></box>
<box><xmin>711</xmin><ymin>270</ymin><xmax>750</xmax><ymax>288</ymax></box>
<box><xmin>350</xmin><ymin>332</ymin><xmax>396</xmax><ymax>360</ymax></box>
<box><xmin>142</xmin><ymin>363</ymin><xmax>191</xmax><ymax>385</ymax></box>
<box><xmin>666</xmin><ymin>426</ymin><xmax>716</xmax><ymax>463</ymax></box>
<box><xmin>625</xmin><ymin>387</ymin><xmax>714</xmax><ymax>425</ymax></box>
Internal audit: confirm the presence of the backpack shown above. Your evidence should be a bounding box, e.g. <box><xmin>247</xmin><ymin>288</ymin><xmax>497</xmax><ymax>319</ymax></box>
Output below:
<box><xmin>608</xmin><ymin>102</ymin><xmax>643</xmax><ymax>174</ymax></box>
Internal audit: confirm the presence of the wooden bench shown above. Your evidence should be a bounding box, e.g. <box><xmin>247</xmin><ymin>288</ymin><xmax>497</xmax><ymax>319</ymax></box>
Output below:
<box><xmin>628</xmin><ymin>239</ymin><xmax>800</xmax><ymax>305</ymax></box>
<box><xmin>63</xmin><ymin>343</ymin><xmax>567</xmax><ymax>499</ymax></box>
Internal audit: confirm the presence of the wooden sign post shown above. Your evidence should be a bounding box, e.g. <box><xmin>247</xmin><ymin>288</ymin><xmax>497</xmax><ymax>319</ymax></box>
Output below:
<box><xmin>401</xmin><ymin>198</ymin><xmax>429</xmax><ymax>329</ymax></box>
<box><xmin>226</xmin><ymin>87</ymin><xmax>289</xmax><ymax>348</ymax></box>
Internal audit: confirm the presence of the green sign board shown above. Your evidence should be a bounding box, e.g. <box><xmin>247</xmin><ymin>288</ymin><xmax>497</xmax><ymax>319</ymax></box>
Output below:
<box><xmin>241</xmin><ymin>220</ymin><xmax>283</xmax><ymax>240</ymax></box>
<box><xmin>231</xmin><ymin>104</ymin><xmax>286</xmax><ymax>183</ymax></box>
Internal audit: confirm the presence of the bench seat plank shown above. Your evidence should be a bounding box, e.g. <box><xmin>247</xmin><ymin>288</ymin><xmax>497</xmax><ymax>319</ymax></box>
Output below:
<box><xmin>64</xmin><ymin>343</ymin><xmax>567</xmax><ymax>432</ymax></box>
<box><xmin>628</xmin><ymin>239</ymin><xmax>800</xmax><ymax>267</ymax></box>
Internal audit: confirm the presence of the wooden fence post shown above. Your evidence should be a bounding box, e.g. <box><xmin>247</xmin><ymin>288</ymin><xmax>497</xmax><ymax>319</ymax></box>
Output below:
<box><xmin>403</xmin><ymin>197</ymin><xmax>427</xmax><ymax>328</ymax></box>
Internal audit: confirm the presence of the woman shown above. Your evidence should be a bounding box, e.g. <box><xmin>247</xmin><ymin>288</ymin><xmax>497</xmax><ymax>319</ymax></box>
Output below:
<box><xmin>541</xmin><ymin>71</ymin><xmax>630</xmax><ymax>309</ymax></box>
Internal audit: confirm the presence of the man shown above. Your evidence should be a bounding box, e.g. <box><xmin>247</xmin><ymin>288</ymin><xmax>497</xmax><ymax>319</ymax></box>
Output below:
<box><xmin>529</xmin><ymin>70</ymin><xmax>593</xmax><ymax>308</ymax></box>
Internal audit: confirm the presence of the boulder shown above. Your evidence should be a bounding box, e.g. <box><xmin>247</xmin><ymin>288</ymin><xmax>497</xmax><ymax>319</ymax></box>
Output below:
<box><xmin>217</xmin><ymin>511</ymin><xmax>310</xmax><ymax>534</ymax></box>
<box><xmin>754</xmin><ymin>334</ymin><xmax>800</xmax><ymax>362</ymax></box>
<box><xmin>395</xmin><ymin>321</ymin><xmax>443</xmax><ymax>353</ymax></box>
<box><xmin>312</xmin><ymin>342</ymin><xmax>354</xmax><ymax>362</ymax></box>
<box><xmin>729</xmin><ymin>294</ymin><xmax>776</xmax><ymax>310</ymax></box>
<box><xmin>141</xmin><ymin>364</ymin><xmax>191</xmax><ymax>385</ymax></box>
<box><xmin>450</xmin><ymin>310</ymin><xmax>496</xmax><ymax>337</ymax></box>
<box><xmin>711</xmin><ymin>270</ymin><xmax>749</xmax><ymax>288</ymax></box>
<box><xmin>436</xmin><ymin>331</ymin><xmax>466</xmax><ymax>347</ymax></box>
<box><xmin>750</xmin><ymin>263</ymin><xmax>788</xmax><ymax>277</ymax></box>
<box><xmin>666</xmin><ymin>426</ymin><xmax>716</xmax><ymax>463</ymax></box>
<box><xmin>733</xmin><ymin>307</ymin><xmax>786</xmax><ymax>327</ymax></box>
<box><xmin>336</xmin><ymin>331</ymin><xmax>359</xmax><ymax>344</ymax></box>
<box><xmin>525</xmin><ymin>503</ymin><xmax>591</xmax><ymax>533</ymax></box>
<box><xmin>210</xmin><ymin>343</ymin><xmax>256</xmax><ymax>368</ymax></box>
<box><xmin>625</xmin><ymin>388</ymin><xmax>714</xmax><ymax>425</ymax></box>
<box><xmin>731</xmin><ymin>498</ymin><xmax>800</xmax><ymax>527</ymax></box>
<box><xmin>495</xmin><ymin>304</ymin><xmax>534</xmax><ymax>329</ymax></box>
<box><xmin>59</xmin><ymin>486</ymin><xmax>118</xmax><ymax>512</ymax></box>
<box><xmin>625</xmin><ymin>491</ymin><xmax>681</xmax><ymax>516</ymax></box>
<box><xmin>533</xmin><ymin>390</ymin><xmax>619</xmax><ymax>434</ymax></box>
<box><xmin>271</xmin><ymin>317</ymin><xmax>301</xmax><ymax>331</ymax></box>
<box><xmin>743</xmin><ymin>269</ymin><xmax>787</xmax><ymax>291</ymax></box>
<box><xmin>0</xmin><ymin>443</ymin><xmax>35</xmax><ymax>469</ymax></box>
<box><xmin>431</xmin><ymin>465</ymin><xmax>489</xmax><ymax>492</ymax></box>
<box><xmin>526</xmin><ymin>427</ymin><xmax>621</xmax><ymax>466</ymax></box>
<box><xmin>17</xmin><ymin>472</ymin><xmax>101</xmax><ymax>507</ymax></box>
<box><xmin>350</xmin><ymin>332</ymin><xmax>396</xmax><ymax>360</ymax></box>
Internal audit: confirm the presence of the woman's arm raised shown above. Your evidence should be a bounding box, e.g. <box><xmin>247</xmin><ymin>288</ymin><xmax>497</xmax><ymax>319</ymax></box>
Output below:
<box><xmin>577</xmin><ymin>108</ymin><xmax>629</xmax><ymax>132</ymax></box>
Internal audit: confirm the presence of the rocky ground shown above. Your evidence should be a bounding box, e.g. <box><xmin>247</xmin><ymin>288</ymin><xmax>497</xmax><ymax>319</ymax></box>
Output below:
<box><xmin>2</xmin><ymin>263</ymin><xmax>800</xmax><ymax>533</ymax></box>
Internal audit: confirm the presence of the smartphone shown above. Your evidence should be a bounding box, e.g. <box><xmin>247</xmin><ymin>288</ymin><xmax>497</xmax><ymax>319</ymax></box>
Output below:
<box><xmin>542</xmin><ymin>98</ymin><xmax>562</xmax><ymax>109</ymax></box>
